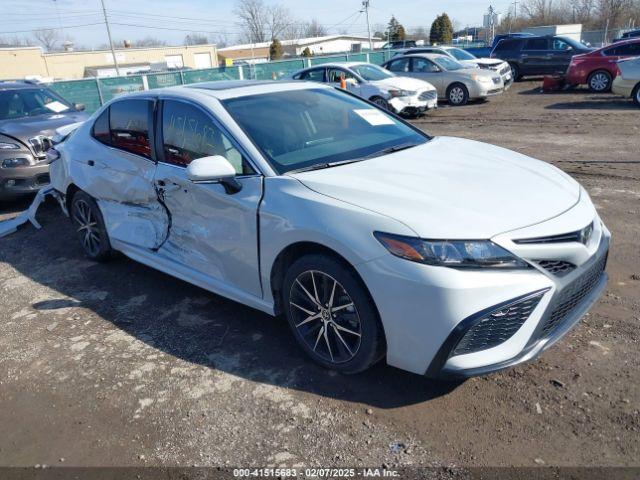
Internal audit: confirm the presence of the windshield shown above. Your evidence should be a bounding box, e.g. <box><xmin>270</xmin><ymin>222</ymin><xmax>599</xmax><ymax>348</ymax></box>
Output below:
<box><xmin>350</xmin><ymin>64</ymin><xmax>394</xmax><ymax>81</ymax></box>
<box><xmin>223</xmin><ymin>88</ymin><xmax>428</xmax><ymax>174</ymax></box>
<box><xmin>448</xmin><ymin>48</ymin><xmax>477</xmax><ymax>61</ymax></box>
<box><xmin>432</xmin><ymin>56</ymin><xmax>465</xmax><ymax>71</ymax></box>
<box><xmin>0</xmin><ymin>88</ymin><xmax>72</xmax><ymax>120</ymax></box>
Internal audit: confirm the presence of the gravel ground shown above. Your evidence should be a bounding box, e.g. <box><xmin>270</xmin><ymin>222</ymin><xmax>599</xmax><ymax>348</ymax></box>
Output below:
<box><xmin>0</xmin><ymin>80</ymin><xmax>638</xmax><ymax>472</ymax></box>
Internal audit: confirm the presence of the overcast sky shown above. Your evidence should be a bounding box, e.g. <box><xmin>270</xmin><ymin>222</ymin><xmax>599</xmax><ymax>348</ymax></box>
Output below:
<box><xmin>1</xmin><ymin>0</ymin><xmax>514</xmax><ymax>48</ymax></box>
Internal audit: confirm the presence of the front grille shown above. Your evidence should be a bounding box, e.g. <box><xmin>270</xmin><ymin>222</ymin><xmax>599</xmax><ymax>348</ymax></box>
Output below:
<box><xmin>419</xmin><ymin>90</ymin><xmax>437</xmax><ymax>101</ymax></box>
<box><xmin>35</xmin><ymin>173</ymin><xmax>50</xmax><ymax>185</ymax></box>
<box><xmin>453</xmin><ymin>291</ymin><xmax>546</xmax><ymax>356</ymax></box>
<box><xmin>28</xmin><ymin>135</ymin><xmax>53</xmax><ymax>159</ymax></box>
<box><xmin>540</xmin><ymin>253</ymin><xmax>607</xmax><ymax>336</ymax></box>
<box><xmin>514</xmin><ymin>222</ymin><xmax>594</xmax><ymax>245</ymax></box>
<box><xmin>536</xmin><ymin>260</ymin><xmax>576</xmax><ymax>277</ymax></box>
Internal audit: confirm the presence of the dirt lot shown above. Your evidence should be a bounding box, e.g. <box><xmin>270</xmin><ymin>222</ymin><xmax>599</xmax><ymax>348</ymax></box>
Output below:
<box><xmin>0</xmin><ymin>80</ymin><xmax>638</xmax><ymax>472</ymax></box>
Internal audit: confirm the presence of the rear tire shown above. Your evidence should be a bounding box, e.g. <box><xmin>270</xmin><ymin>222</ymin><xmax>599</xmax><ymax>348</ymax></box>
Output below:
<box><xmin>447</xmin><ymin>83</ymin><xmax>469</xmax><ymax>106</ymax></box>
<box><xmin>633</xmin><ymin>83</ymin><xmax>640</xmax><ymax>107</ymax></box>
<box><xmin>587</xmin><ymin>70</ymin><xmax>612</xmax><ymax>92</ymax></box>
<box><xmin>70</xmin><ymin>190</ymin><xmax>114</xmax><ymax>262</ymax></box>
<box><xmin>282</xmin><ymin>254</ymin><xmax>385</xmax><ymax>374</ymax></box>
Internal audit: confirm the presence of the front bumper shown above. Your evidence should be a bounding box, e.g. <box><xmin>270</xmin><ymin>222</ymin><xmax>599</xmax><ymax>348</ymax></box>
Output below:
<box><xmin>357</xmin><ymin>200</ymin><xmax>610</xmax><ymax>377</ymax></box>
<box><xmin>389</xmin><ymin>92</ymin><xmax>438</xmax><ymax>116</ymax></box>
<box><xmin>0</xmin><ymin>163</ymin><xmax>50</xmax><ymax>199</ymax></box>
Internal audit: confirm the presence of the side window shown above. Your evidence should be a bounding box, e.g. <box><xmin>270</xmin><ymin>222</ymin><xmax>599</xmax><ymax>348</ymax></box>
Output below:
<box><xmin>92</xmin><ymin>107</ymin><xmax>110</xmax><ymax>145</ymax></box>
<box><xmin>386</xmin><ymin>58</ymin><xmax>410</xmax><ymax>73</ymax></box>
<box><xmin>412</xmin><ymin>58</ymin><xmax>439</xmax><ymax>72</ymax></box>
<box><xmin>109</xmin><ymin>100</ymin><xmax>152</xmax><ymax>159</ymax></box>
<box><xmin>161</xmin><ymin>100</ymin><xmax>254</xmax><ymax>175</ymax></box>
<box><xmin>327</xmin><ymin>68</ymin><xmax>355</xmax><ymax>83</ymax></box>
<box><xmin>524</xmin><ymin>38</ymin><xmax>549</xmax><ymax>50</ymax></box>
<box><xmin>493</xmin><ymin>39</ymin><xmax>520</xmax><ymax>52</ymax></box>
<box><xmin>551</xmin><ymin>39</ymin><xmax>572</xmax><ymax>51</ymax></box>
<box><xmin>607</xmin><ymin>43</ymin><xmax>640</xmax><ymax>56</ymax></box>
<box><xmin>300</xmin><ymin>69</ymin><xmax>325</xmax><ymax>81</ymax></box>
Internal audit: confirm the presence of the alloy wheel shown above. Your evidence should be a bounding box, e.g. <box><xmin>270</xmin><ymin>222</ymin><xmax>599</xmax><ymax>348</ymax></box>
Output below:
<box><xmin>589</xmin><ymin>72</ymin><xmax>610</xmax><ymax>92</ymax></box>
<box><xmin>372</xmin><ymin>97</ymin><xmax>389</xmax><ymax>110</ymax></box>
<box><xmin>449</xmin><ymin>87</ymin><xmax>465</xmax><ymax>105</ymax></box>
<box><xmin>289</xmin><ymin>270</ymin><xmax>362</xmax><ymax>364</ymax></box>
<box><xmin>72</xmin><ymin>199</ymin><xmax>101</xmax><ymax>257</ymax></box>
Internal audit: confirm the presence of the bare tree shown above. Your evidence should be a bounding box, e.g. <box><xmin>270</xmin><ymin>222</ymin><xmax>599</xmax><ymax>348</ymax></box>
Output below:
<box><xmin>304</xmin><ymin>19</ymin><xmax>327</xmax><ymax>37</ymax></box>
<box><xmin>185</xmin><ymin>33</ymin><xmax>210</xmax><ymax>45</ymax></box>
<box><xmin>134</xmin><ymin>36</ymin><xmax>166</xmax><ymax>47</ymax></box>
<box><xmin>597</xmin><ymin>0</ymin><xmax>633</xmax><ymax>25</ymax></box>
<box><xmin>234</xmin><ymin>0</ymin><xmax>294</xmax><ymax>42</ymax></box>
<box><xmin>0</xmin><ymin>35</ymin><xmax>33</xmax><ymax>47</ymax></box>
<box><xmin>32</xmin><ymin>28</ymin><xmax>61</xmax><ymax>52</ymax></box>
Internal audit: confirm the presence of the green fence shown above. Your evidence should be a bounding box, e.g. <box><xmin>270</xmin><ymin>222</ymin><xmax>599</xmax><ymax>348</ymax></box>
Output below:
<box><xmin>49</xmin><ymin>50</ymin><xmax>403</xmax><ymax>114</ymax></box>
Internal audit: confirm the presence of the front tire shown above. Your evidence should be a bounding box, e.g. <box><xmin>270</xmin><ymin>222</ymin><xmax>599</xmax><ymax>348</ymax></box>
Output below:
<box><xmin>370</xmin><ymin>96</ymin><xmax>390</xmax><ymax>111</ymax></box>
<box><xmin>447</xmin><ymin>83</ymin><xmax>469</xmax><ymax>106</ymax></box>
<box><xmin>633</xmin><ymin>83</ymin><xmax>640</xmax><ymax>107</ymax></box>
<box><xmin>70</xmin><ymin>190</ymin><xmax>113</xmax><ymax>262</ymax></box>
<box><xmin>509</xmin><ymin>62</ymin><xmax>521</xmax><ymax>81</ymax></box>
<box><xmin>282</xmin><ymin>254</ymin><xmax>385</xmax><ymax>374</ymax></box>
<box><xmin>588</xmin><ymin>70</ymin><xmax>612</xmax><ymax>92</ymax></box>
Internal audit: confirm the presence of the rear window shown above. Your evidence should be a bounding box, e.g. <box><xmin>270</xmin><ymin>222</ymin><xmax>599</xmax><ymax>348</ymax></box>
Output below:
<box><xmin>109</xmin><ymin>99</ymin><xmax>152</xmax><ymax>159</ymax></box>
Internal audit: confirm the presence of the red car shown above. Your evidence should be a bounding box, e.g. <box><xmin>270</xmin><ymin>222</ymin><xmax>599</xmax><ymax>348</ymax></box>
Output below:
<box><xmin>565</xmin><ymin>39</ymin><xmax>640</xmax><ymax>92</ymax></box>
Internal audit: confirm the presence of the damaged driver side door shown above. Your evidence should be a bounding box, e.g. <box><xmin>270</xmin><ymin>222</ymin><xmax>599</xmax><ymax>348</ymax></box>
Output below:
<box><xmin>152</xmin><ymin>98</ymin><xmax>264</xmax><ymax>301</ymax></box>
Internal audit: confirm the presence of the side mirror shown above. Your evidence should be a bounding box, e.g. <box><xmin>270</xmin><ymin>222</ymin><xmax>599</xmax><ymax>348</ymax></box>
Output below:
<box><xmin>186</xmin><ymin>155</ymin><xmax>242</xmax><ymax>193</ymax></box>
<box><xmin>74</xmin><ymin>103</ymin><xmax>86</xmax><ymax>111</ymax></box>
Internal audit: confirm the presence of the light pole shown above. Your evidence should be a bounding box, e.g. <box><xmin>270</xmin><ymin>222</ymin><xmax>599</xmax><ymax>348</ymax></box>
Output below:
<box><xmin>362</xmin><ymin>0</ymin><xmax>372</xmax><ymax>51</ymax></box>
<box><xmin>100</xmin><ymin>0</ymin><xmax>120</xmax><ymax>76</ymax></box>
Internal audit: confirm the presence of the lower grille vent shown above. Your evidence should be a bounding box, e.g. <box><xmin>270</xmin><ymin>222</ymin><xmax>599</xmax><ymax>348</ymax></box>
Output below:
<box><xmin>453</xmin><ymin>291</ymin><xmax>546</xmax><ymax>356</ymax></box>
<box><xmin>537</xmin><ymin>260</ymin><xmax>575</xmax><ymax>277</ymax></box>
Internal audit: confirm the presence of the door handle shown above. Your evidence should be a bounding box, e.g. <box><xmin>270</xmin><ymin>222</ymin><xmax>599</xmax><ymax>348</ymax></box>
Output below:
<box><xmin>87</xmin><ymin>160</ymin><xmax>95</xmax><ymax>166</ymax></box>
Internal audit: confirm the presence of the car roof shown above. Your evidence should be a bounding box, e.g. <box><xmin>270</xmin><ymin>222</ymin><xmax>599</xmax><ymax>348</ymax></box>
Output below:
<box><xmin>392</xmin><ymin>53</ymin><xmax>450</xmax><ymax>60</ymax></box>
<box><xmin>0</xmin><ymin>81</ymin><xmax>46</xmax><ymax>91</ymax></box>
<box><xmin>112</xmin><ymin>80</ymin><xmax>332</xmax><ymax>102</ymax></box>
<box><xmin>298</xmin><ymin>62</ymin><xmax>370</xmax><ymax>70</ymax></box>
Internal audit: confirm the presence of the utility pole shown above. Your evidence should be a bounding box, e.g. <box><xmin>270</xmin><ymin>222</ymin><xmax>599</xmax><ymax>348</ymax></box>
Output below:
<box><xmin>100</xmin><ymin>0</ymin><xmax>120</xmax><ymax>76</ymax></box>
<box><xmin>362</xmin><ymin>0</ymin><xmax>372</xmax><ymax>52</ymax></box>
<box><xmin>512</xmin><ymin>0</ymin><xmax>518</xmax><ymax>20</ymax></box>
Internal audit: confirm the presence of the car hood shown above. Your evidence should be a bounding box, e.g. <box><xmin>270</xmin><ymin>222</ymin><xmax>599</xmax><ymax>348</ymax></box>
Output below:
<box><xmin>474</xmin><ymin>58</ymin><xmax>506</xmax><ymax>67</ymax></box>
<box><xmin>290</xmin><ymin>137</ymin><xmax>580</xmax><ymax>239</ymax></box>
<box><xmin>370</xmin><ymin>76</ymin><xmax>436</xmax><ymax>91</ymax></box>
<box><xmin>0</xmin><ymin>111</ymin><xmax>89</xmax><ymax>143</ymax></box>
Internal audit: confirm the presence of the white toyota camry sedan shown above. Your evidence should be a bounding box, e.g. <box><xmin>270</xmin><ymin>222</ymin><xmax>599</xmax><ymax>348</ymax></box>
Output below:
<box><xmin>48</xmin><ymin>80</ymin><xmax>610</xmax><ymax>378</ymax></box>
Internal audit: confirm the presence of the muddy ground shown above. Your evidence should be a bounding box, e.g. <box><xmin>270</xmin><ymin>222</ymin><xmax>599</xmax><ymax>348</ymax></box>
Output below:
<box><xmin>0</xmin><ymin>80</ymin><xmax>638</xmax><ymax>472</ymax></box>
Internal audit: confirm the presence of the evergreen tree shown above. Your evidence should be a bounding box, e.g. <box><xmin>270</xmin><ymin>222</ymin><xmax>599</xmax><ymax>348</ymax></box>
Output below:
<box><xmin>301</xmin><ymin>46</ymin><xmax>312</xmax><ymax>57</ymax></box>
<box><xmin>269</xmin><ymin>38</ymin><xmax>283</xmax><ymax>60</ymax></box>
<box><xmin>430</xmin><ymin>13</ymin><xmax>454</xmax><ymax>44</ymax></box>
<box><xmin>387</xmin><ymin>16</ymin><xmax>407</xmax><ymax>41</ymax></box>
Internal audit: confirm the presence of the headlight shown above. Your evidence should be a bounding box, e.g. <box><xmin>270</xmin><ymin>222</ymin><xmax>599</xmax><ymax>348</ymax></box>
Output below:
<box><xmin>374</xmin><ymin>232</ymin><xmax>529</xmax><ymax>269</ymax></box>
<box><xmin>2</xmin><ymin>158</ymin><xmax>29</xmax><ymax>168</ymax></box>
<box><xmin>387</xmin><ymin>89</ymin><xmax>416</xmax><ymax>98</ymax></box>
<box><xmin>0</xmin><ymin>142</ymin><xmax>20</xmax><ymax>150</ymax></box>
<box><xmin>472</xmin><ymin>74</ymin><xmax>492</xmax><ymax>83</ymax></box>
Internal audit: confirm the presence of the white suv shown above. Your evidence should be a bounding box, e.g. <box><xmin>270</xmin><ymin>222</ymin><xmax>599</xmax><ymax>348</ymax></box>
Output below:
<box><xmin>291</xmin><ymin>62</ymin><xmax>438</xmax><ymax>116</ymax></box>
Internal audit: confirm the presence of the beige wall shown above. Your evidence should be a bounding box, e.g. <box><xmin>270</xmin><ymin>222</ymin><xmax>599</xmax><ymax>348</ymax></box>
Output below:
<box><xmin>0</xmin><ymin>45</ymin><xmax>218</xmax><ymax>80</ymax></box>
<box><xmin>217</xmin><ymin>47</ymin><xmax>270</xmax><ymax>63</ymax></box>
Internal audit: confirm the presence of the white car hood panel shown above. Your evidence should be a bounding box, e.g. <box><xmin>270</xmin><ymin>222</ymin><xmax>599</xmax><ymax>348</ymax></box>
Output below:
<box><xmin>370</xmin><ymin>76</ymin><xmax>436</xmax><ymax>91</ymax></box>
<box><xmin>475</xmin><ymin>58</ymin><xmax>505</xmax><ymax>67</ymax></box>
<box><xmin>291</xmin><ymin>137</ymin><xmax>580</xmax><ymax>239</ymax></box>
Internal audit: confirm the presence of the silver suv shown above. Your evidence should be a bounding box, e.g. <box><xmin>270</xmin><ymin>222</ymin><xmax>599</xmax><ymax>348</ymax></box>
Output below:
<box><xmin>0</xmin><ymin>81</ymin><xmax>87</xmax><ymax>200</ymax></box>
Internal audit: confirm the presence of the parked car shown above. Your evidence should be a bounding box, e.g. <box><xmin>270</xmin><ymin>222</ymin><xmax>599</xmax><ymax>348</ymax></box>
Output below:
<box><xmin>46</xmin><ymin>80</ymin><xmax>610</xmax><ymax>377</ymax></box>
<box><xmin>380</xmin><ymin>40</ymin><xmax>417</xmax><ymax>50</ymax></box>
<box><xmin>613</xmin><ymin>29</ymin><xmax>640</xmax><ymax>42</ymax></box>
<box><xmin>394</xmin><ymin>46</ymin><xmax>513</xmax><ymax>88</ymax></box>
<box><xmin>290</xmin><ymin>62</ymin><xmax>438</xmax><ymax>116</ymax></box>
<box><xmin>382</xmin><ymin>54</ymin><xmax>504</xmax><ymax>106</ymax></box>
<box><xmin>565</xmin><ymin>39</ymin><xmax>640</xmax><ymax>92</ymax></box>
<box><xmin>0</xmin><ymin>81</ymin><xmax>88</xmax><ymax>201</ymax></box>
<box><xmin>612</xmin><ymin>56</ymin><xmax>640</xmax><ymax>106</ymax></box>
<box><xmin>490</xmin><ymin>35</ymin><xmax>593</xmax><ymax>80</ymax></box>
